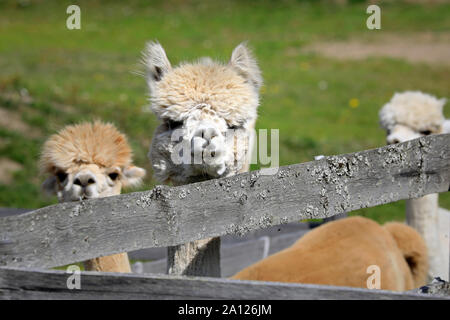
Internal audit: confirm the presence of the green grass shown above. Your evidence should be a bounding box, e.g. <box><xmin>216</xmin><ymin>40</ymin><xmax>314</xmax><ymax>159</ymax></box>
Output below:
<box><xmin>0</xmin><ymin>0</ymin><xmax>449</xmax><ymax>224</ymax></box>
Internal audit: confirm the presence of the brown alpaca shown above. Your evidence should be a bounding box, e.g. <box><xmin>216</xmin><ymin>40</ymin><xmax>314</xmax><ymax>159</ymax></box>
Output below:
<box><xmin>40</xmin><ymin>121</ymin><xmax>146</xmax><ymax>272</ymax></box>
<box><xmin>232</xmin><ymin>216</ymin><xmax>428</xmax><ymax>291</ymax></box>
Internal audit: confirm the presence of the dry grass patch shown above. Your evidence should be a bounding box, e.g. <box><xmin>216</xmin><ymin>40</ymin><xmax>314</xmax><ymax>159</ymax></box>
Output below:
<box><xmin>301</xmin><ymin>33</ymin><xmax>450</xmax><ymax>66</ymax></box>
<box><xmin>0</xmin><ymin>158</ymin><xmax>23</xmax><ymax>184</ymax></box>
<box><xmin>0</xmin><ymin>107</ymin><xmax>42</xmax><ymax>138</ymax></box>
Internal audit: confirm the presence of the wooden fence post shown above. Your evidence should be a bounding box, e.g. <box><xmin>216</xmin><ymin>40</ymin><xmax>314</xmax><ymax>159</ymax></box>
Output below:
<box><xmin>167</xmin><ymin>237</ymin><xmax>221</xmax><ymax>277</ymax></box>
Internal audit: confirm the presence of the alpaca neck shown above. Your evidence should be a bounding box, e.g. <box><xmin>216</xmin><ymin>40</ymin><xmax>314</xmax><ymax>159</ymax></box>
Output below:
<box><xmin>406</xmin><ymin>193</ymin><xmax>444</xmax><ymax>279</ymax></box>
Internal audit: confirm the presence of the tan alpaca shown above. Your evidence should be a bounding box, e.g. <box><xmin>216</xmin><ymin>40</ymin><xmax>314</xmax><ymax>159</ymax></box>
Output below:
<box><xmin>379</xmin><ymin>91</ymin><xmax>450</xmax><ymax>280</ymax></box>
<box><xmin>40</xmin><ymin>121</ymin><xmax>146</xmax><ymax>272</ymax></box>
<box><xmin>232</xmin><ymin>216</ymin><xmax>428</xmax><ymax>291</ymax></box>
<box><xmin>143</xmin><ymin>41</ymin><xmax>262</xmax><ymax>275</ymax></box>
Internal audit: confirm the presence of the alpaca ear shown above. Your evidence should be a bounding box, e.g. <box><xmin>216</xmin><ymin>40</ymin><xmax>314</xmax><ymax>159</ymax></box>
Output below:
<box><xmin>42</xmin><ymin>176</ymin><xmax>57</xmax><ymax>195</ymax></box>
<box><xmin>229</xmin><ymin>42</ymin><xmax>262</xmax><ymax>91</ymax></box>
<box><xmin>122</xmin><ymin>166</ymin><xmax>146</xmax><ymax>187</ymax></box>
<box><xmin>142</xmin><ymin>41</ymin><xmax>172</xmax><ymax>83</ymax></box>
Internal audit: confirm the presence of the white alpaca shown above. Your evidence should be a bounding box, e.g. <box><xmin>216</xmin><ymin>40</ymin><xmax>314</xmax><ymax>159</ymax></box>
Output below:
<box><xmin>143</xmin><ymin>41</ymin><xmax>261</xmax><ymax>185</ymax></box>
<box><xmin>40</xmin><ymin>121</ymin><xmax>146</xmax><ymax>272</ymax></box>
<box><xmin>379</xmin><ymin>91</ymin><xmax>450</xmax><ymax>280</ymax></box>
<box><xmin>142</xmin><ymin>41</ymin><xmax>262</xmax><ymax>275</ymax></box>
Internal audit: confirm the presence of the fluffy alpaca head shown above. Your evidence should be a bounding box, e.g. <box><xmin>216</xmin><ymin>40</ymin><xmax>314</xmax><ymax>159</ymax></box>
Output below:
<box><xmin>379</xmin><ymin>91</ymin><xmax>446</xmax><ymax>144</ymax></box>
<box><xmin>40</xmin><ymin>121</ymin><xmax>146</xmax><ymax>202</ymax></box>
<box><xmin>143</xmin><ymin>41</ymin><xmax>262</xmax><ymax>185</ymax></box>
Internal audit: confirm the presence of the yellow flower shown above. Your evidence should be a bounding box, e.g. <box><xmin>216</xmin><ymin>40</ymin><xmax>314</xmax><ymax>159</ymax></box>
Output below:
<box><xmin>349</xmin><ymin>98</ymin><xmax>360</xmax><ymax>108</ymax></box>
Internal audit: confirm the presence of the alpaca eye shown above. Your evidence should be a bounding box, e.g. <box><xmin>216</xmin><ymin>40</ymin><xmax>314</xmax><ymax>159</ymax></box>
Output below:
<box><xmin>420</xmin><ymin>130</ymin><xmax>432</xmax><ymax>136</ymax></box>
<box><xmin>227</xmin><ymin>122</ymin><xmax>243</xmax><ymax>130</ymax></box>
<box><xmin>108</xmin><ymin>172</ymin><xmax>119</xmax><ymax>181</ymax></box>
<box><xmin>56</xmin><ymin>171</ymin><xmax>67</xmax><ymax>182</ymax></box>
<box><xmin>166</xmin><ymin>120</ymin><xmax>183</xmax><ymax>129</ymax></box>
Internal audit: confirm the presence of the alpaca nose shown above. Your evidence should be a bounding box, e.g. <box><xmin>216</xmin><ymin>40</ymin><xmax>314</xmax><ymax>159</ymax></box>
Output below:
<box><xmin>73</xmin><ymin>173</ymin><xmax>96</xmax><ymax>187</ymax></box>
<box><xmin>386</xmin><ymin>133</ymin><xmax>402</xmax><ymax>145</ymax></box>
<box><xmin>191</xmin><ymin>126</ymin><xmax>220</xmax><ymax>153</ymax></box>
<box><xmin>387</xmin><ymin>137</ymin><xmax>400</xmax><ymax>145</ymax></box>
<box><xmin>191</xmin><ymin>125</ymin><xmax>224</xmax><ymax>162</ymax></box>
<box><xmin>194</xmin><ymin>126</ymin><xmax>219</xmax><ymax>141</ymax></box>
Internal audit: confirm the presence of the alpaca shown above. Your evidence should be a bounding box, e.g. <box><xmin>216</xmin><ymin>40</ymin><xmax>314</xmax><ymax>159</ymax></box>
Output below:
<box><xmin>143</xmin><ymin>41</ymin><xmax>262</xmax><ymax>275</ymax></box>
<box><xmin>232</xmin><ymin>216</ymin><xmax>428</xmax><ymax>291</ymax></box>
<box><xmin>379</xmin><ymin>91</ymin><xmax>450</xmax><ymax>281</ymax></box>
<box><xmin>40</xmin><ymin>121</ymin><xmax>146</xmax><ymax>272</ymax></box>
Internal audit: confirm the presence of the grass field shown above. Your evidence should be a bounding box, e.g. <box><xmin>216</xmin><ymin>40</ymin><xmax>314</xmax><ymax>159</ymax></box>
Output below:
<box><xmin>0</xmin><ymin>0</ymin><xmax>449</xmax><ymax>223</ymax></box>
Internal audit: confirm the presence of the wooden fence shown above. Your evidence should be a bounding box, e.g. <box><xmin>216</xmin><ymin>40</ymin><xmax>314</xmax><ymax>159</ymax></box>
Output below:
<box><xmin>1</xmin><ymin>134</ymin><xmax>449</xmax><ymax>299</ymax></box>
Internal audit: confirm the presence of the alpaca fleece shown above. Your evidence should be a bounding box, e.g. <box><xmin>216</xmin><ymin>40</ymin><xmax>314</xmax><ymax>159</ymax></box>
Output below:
<box><xmin>150</xmin><ymin>63</ymin><xmax>260</xmax><ymax>128</ymax></box>
<box><xmin>379</xmin><ymin>91</ymin><xmax>446</xmax><ymax>133</ymax></box>
<box><xmin>40</xmin><ymin>121</ymin><xmax>133</xmax><ymax>174</ymax></box>
<box><xmin>232</xmin><ymin>217</ymin><xmax>428</xmax><ymax>291</ymax></box>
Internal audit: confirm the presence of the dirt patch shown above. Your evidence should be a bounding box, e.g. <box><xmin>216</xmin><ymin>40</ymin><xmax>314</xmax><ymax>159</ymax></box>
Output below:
<box><xmin>300</xmin><ymin>33</ymin><xmax>450</xmax><ymax>66</ymax></box>
<box><xmin>0</xmin><ymin>107</ymin><xmax>41</xmax><ymax>138</ymax></box>
<box><xmin>0</xmin><ymin>137</ymin><xmax>7</xmax><ymax>148</ymax></box>
<box><xmin>0</xmin><ymin>158</ymin><xmax>23</xmax><ymax>184</ymax></box>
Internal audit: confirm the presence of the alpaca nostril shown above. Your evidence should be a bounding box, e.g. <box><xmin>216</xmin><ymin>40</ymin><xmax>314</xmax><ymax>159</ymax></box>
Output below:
<box><xmin>194</xmin><ymin>126</ymin><xmax>218</xmax><ymax>142</ymax></box>
<box><xmin>191</xmin><ymin>136</ymin><xmax>208</xmax><ymax>154</ymax></box>
<box><xmin>388</xmin><ymin>139</ymin><xmax>400</xmax><ymax>145</ymax></box>
<box><xmin>74</xmin><ymin>174</ymin><xmax>96</xmax><ymax>187</ymax></box>
<box><xmin>204</xmin><ymin>127</ymin><xmax>218</xmax><ymax>140</ymax></box>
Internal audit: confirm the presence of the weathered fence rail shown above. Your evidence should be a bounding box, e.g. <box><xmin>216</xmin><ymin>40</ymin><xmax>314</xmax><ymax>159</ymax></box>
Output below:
<box><xmin>0</xmin><ymin>267</ymin><xmax>447</xmax><ymax>300</ymax></box>
<box><xmin>1</xmin><ymin>134</ymin><xmax>449</xmax><ymax>271</ymax></box>
<box><xmin>128</xmin><ymin>221</ymin><xmax>310</xmax><ymax>261</ymax></box>
<box><xmin>132</xmin><ymin>231</ymin><xmax>308</xmax><ymax>277</ymax></box>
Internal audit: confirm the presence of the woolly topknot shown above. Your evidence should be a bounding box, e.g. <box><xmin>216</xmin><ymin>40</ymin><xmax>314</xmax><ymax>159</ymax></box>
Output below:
<box><xmin>40</xmin><ymin>121</ymin><xmax>132</xmax><ymax>174</ymax></box>
<box><xmin>379</xmin><ymin>91</ymin><xmax>446</xmax><ymax>133</ymax></box>
<box><xmin>143</xmin><ymin>41</ymin><xmax>262</xmax><ymax>128</ymax></box>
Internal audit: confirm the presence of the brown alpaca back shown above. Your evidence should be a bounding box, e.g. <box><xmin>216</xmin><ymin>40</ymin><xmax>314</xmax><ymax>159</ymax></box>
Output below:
<box><xmin>232</xmin><ymin>217</ymin><xmax>423</xmax><ymax>291</ymax></box>
<box><xmin>383</xmin><ymin>222</ymin><xmax>428</xmax><ymax>288</ymax></box>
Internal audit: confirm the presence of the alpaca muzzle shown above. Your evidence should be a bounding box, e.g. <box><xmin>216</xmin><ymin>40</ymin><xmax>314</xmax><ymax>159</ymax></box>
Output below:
<box><xmin>386</xmin><ymin>125</ymin><xmax>421</xmax><ymax>145</ymax></box>
<box><xmin>187</xmin><ymin>121</ymin><xmax>227</xmax><ymax>176</ymax></box>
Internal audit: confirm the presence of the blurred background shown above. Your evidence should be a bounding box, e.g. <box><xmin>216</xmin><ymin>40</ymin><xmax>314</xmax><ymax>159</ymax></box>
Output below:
<box><xmin>0</xmin><ymin>0</ymin><xmax>448</xmax><ymax>223</ymax></box>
